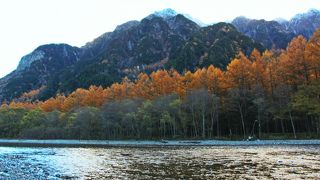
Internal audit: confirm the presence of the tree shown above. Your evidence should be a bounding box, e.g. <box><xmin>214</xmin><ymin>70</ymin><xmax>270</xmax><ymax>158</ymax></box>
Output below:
<box><xmin>225</xmin><ymin>52</ymin><xmax>254</xmax><ymax>90</ymax></box>
<box><xmin>292</xmin><ymin>80</ymin><xmax>320</xmax><ymax>135</ymax></box>
<box><xmin>264</xmin><ymin>50</ymin><xmax>280</xmax><ymax>99</ymax></box>
<box><xmin>226</xmin><ymin>88</ymin><xmax>253</xmax><ymax>139</ymax></box>
<box><xmin>0</xmin><ymin>108</ymin><xmax>27</xmax><ymax>137</ymax></box>
<box><xmin>280</xmin><ymin>36</ymin><xmax>310</xmax><ymax>86</ymax></box>
<box><xmin>272</xmin><ymin>85</ymin><xmax>297</xmax><ymax>138</ymax></box>
<box><xmin>18</xmin><ymin>87</ymin><xmax>44</xmax><ymax>102</ymax></box>
<box><xmin>40</xmin><ymin>94</ymin><xmax>66</xmax><ymax>112</ymax></box>
<box><xmin>21</xmin><ymin>108</ymin><xmax>47</xmax><ymax>129</ymax></box>
<box><xmin>251</xmin><ymin>49</ymin><xmax>267</xmax><ymax>91</ymax></box>
<box><xmin>185</xmin><ymin>89</ymin><xmax>211</xmax><ymax>138</ymax></box>
<box><xmin>101</xmin><ymin>99</ymin><xmax>142</xmax><ymax>139</ymax></box>
<box><xmin>133</xmin><ymin>73</ymin><xmax>155</xmax><ymax>99</ymax></box>
<box><xmin>305</xmin><ymin>29</ymin><xmax>320</xmax><ymax>80</ymax></box>
<box><xmin>72</xmin><ymin>107</ymin><xmax>103</xmax><ymax>139</ymax></box>
<box><xmin>225</xmin><ymin>52</ymin><xmax>255</xmax><ymax>139</ymax></box>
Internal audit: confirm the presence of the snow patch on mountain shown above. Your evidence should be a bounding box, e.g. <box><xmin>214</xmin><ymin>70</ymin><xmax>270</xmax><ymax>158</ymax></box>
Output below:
<box><xmin>154</xmin><ymin>8</ymin><xmax>177</xmax><ymax>19</ymax></box>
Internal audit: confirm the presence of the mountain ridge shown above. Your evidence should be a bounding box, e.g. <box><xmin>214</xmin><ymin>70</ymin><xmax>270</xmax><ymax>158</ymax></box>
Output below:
<box><xmin>232</xmin><ymin>9</ymin><xmax>320</xmax><ymax>49</ymax></box>
<box><xmin>0</xmin><ymin>8</ymin><xmax>319</xmax><ymax>103</ymax></box>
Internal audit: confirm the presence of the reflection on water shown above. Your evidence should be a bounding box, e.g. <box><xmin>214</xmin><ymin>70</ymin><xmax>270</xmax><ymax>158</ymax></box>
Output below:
<box><xmin>0</xmin><ymin>145</ymin><xmax>319</xmax><ymax>179</ymax></box>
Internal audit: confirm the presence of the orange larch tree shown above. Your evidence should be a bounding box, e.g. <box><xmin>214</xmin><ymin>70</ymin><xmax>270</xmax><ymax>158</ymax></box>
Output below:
<box><xmin>305</xmin><ymin>29</ymin><xmax>320</xmax><ymax>80</ymax></box>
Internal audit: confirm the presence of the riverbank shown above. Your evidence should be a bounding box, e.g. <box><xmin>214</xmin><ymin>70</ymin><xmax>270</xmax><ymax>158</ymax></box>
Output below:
<box><xmin>0</xmin><ymin>139</ymin><xmax>320</xmax><ymax>147</ymax></box>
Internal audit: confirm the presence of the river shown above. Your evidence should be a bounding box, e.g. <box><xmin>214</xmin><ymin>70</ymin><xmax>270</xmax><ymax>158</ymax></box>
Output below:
<box><xmin>0</xmin><ymin>141</ymin><xmax>319</xmax><ymax>179</ymax></box>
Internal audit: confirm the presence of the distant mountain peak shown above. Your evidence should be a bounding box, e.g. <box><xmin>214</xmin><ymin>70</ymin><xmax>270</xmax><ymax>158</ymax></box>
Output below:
<box><xmin>232</xmin><ymin>16</ymin><xmax>251</xmax><ymax>24</ymax></box>
<box><xmin>150</xmin><ymin>8</ymin><xmax>205</xmax><ymax>26</ymax></box>
<box><xmin>292</xmin><ymin>8</ymin><xmax>320</xmax><ymax>19</ymax></box>
<box><xmin>274</xmin><ymin>17</ymin><xmax>288</xmax><ymax>24</ymax></box>
<box><xmin>234</xmin><ymin>16</ymin><xmax>250</xmax><ymax>20</ymax></box>
<box><xmin>288</xmin><ymin>8</ymin><xmax>320</xmax><ymax>38</ymax></box>
<box><xmin>153</xmin><ymin>8</ymin><xmax>177</xmax><ymax>18</ymax></box>
<box><xmin>16</xmin><ymin>43</ymin><xmax>79</xmax><ymax>72</ymax></box>
<box><xmin>307</xmin><ymin>8</ymin><xmax>320</xmax><ymax>15</ymax></box>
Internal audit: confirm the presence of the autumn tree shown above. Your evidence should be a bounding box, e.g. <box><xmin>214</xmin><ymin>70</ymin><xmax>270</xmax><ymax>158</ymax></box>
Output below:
<box><xmin>150</xmin><ymin>70</ymin><xmax>176</xmax><ymax>96</ymax></box>
<box><xmin>18</xmin><ymin>87</ymin><xmax>45</xmax><ymax>102</ymax></box>
<box><xmin>264</xmin><ymin>50</ymin><xmax>280</xmax><ymax>98</ymax></box>
<box><xmin>206</xmin><ymin>65</ymin><xmax>224</xmax><ymax>95</ymax></box>
<box><xmin>279</xmin><ymin>36</ymin><xmax>310</xmax><ymax>87</ymax></box>
<box><xmin>305</xmin><ymin>29</ymin><xmax>320</xmax><ymax>80</ymax></box>
<box><xmin>132</xmin><ymin>73</ymin><xmax>155</xmax><ymax>99</ymax></box>
<box><xmin>225</xmin><ymin>52</ymin><xmax>255</xmax><ymax>139</ymax></box>
<box><xmin>250</xmin><ymin>49</ymin><xmax>267</xmax><ymax>90</ymax></box>
<box><xmin>40</xmin><ymin>94</ymin><xmax>66</xmax><ymax>112</ymax></box>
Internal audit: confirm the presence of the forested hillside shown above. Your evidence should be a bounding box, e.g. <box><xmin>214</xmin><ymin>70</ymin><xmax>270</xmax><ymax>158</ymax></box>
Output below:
<box><xmin>1</xmin><ymin>30</ymin><xmax>319</xmax><ymax>140</ymax></box>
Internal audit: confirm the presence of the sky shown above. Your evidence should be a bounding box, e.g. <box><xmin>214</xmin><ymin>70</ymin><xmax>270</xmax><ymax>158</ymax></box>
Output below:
<box><xmin>0</xmin><ymin>0</ymin><xmax>319</xmax><ymax>78</ymax></box>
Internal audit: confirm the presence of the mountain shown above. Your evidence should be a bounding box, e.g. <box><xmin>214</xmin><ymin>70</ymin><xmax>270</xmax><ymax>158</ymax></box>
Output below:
<box><xmin>232</xmin><ymin>9</ymin><xmax>320</xmax><ymax>49</ymax></box>
<box><xmin>282</xmin><ymin>9</ymin><xmax>320</xmax><ymax>39</ymax></box>
<box><xmin>43</xmin><ymin>14</ymin><xmax>200</xmax><ymax>98</ymax></box>
<box><xmin>152</xmin><ymin>8</ymin><xmax>178</xmax><ymax>19</ymax></box>
<box><xmin>4</xmin><ymin>9</ymin><xmax>320</xmax><ymax>103</ymax></box>
<box><xmin>149</xmin><ymin>8</ymin><xmax>206</xmax><ymax>26</ymax></box>
<box><xmin>45</xmin><ymin>14</ymin><xmax>262</xmax><ymax>99</ymax></box>
<box><xmin>80</xmin><ymin>20</ymin><xmax>140</xmax><ymax>61</ymax></box>
<box><xmin>167</xmin><ymin>22</ymin><xmax>264</xmax><ymax>71</ymax></box>
<box><xmin>0</xmin><ymin>44</ymin><xmax>80</xmax><ymax>101</ymax></box>
<box><xmin>232</xmin><ymin>17</ymin><xmax>295</xmax><ymax>49</ymax></box>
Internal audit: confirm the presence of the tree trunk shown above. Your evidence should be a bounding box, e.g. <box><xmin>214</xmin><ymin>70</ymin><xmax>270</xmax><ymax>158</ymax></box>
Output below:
<box><xmin>317</xmin><ymin>116</ymin><xmax>320</xmax><ymax>137</ymax></box>
<box><xmin>258</xmin><ymin>109</ymin><xmax>261</xmax><ymax>139</ymax></box>
<box><xmin>216</xmin><ymin>110</ymin><xmax>220</xmax><ymax>138</ymax></box>
<box><xmin>280</xmin><ymin>119</ymin><xmax>285</xmax><ymax>134</ymax></box>
<box><xmin>163</xmin><ymin>122</ymin><xmax>166</xmax><ymax>138</ymax></box>
<box><xmin>173</xmin><ymin>115</ymin><xmax>176</xmax><ymax>137</ymax></box>
<box><xmin>289</xmin><ymin>111</ymin><xmax>297</xmax><ymax>139</ymax></box>
<box><xmin>210</xmin><ymin>112</ymin><xmax>214</xmax><ymax>138</ymax></box>
<box><xmin>239</xmin><ymin>103</ymin><xmax>246</xmax><ymax>139</ymax></box>
<box><xmin>202</xmin><ymin>108</ymin><xmax>205</xmax><ymax>139</ymax></box>
<box><xmin>191</xmin><ymin>106</ymin><xmax>198</xmax><ymax>137</ymax></box>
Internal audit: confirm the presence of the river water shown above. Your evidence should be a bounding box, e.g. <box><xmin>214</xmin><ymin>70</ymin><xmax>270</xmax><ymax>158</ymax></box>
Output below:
<box><xmin>0</xmin><ymin>144</ymin><xmax>319</xmax><ymax>179</ymax></box>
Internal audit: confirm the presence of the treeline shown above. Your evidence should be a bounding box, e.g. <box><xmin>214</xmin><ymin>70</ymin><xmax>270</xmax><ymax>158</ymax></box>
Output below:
<box><xmin>0</xmin><ymin>30</ymin><xmax>320</xmax><ymax>140</ymax></box>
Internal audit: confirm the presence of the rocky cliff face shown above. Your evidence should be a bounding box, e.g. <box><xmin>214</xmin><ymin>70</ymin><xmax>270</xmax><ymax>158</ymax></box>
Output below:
<box><xmin>80</xmin><ymin>21</ymin><xmax>140</xmax><ymax>61</ymax></box>
<box><xmin>232</xmin><ymin>9</ymin><xmax>320</xmax><ymax>50</ymax></box>
<box><xmin>17</xmin><ymin>50</ymin><xmax>46</xmax><ymax>71</ymax></box>
<box><xmin>232</xmin><ymin>17</ymin><xmax>294</xmax><ymax>49</ymax></box>
<box><xmin>283</xmin><ymin>9</ymin><xmax>320</xmax><ymax>39</ymax></box>
<box><xmin>168</xmin><ymin>22</ymin><xmax>264</xmax><ymax>71</ymax></box>
<box><xmin>0</xmin><ymin>44</ymin><xmax>80</xmax><ymax>101</ymax></box>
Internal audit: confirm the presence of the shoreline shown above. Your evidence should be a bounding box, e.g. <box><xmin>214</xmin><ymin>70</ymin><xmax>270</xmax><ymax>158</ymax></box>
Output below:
<box><xmin>0</xmin><ymin>139</ymin><xmax>320</xmax><ymax>148</ymax></box>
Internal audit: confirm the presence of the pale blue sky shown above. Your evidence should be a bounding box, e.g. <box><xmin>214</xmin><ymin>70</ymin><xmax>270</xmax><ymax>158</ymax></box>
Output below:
<box><xmin>0</xmin><ymin>0</ymin><xmax>319</xmax><ymax>78</ymax></box>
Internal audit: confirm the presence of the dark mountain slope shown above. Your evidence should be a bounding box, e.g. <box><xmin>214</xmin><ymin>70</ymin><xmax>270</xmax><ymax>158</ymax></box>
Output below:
<box><xmin>0</xmin><ymin>44</ymin><xmax>80</xmax><ymax>101</ymax></box>
<box><xmin>0</xmin><ymin>12</ymin><xmax>264</xmax><ymax>102</ymax></box>
<box><xmin>232</xmin><ymin>17</ymin><xmax>295</xmax><ymax>49</ymax></box>
<box><xmin>168</xmin><ymin>22</ymin><xmax>264</xmax><ymax>71</ymax></box>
